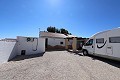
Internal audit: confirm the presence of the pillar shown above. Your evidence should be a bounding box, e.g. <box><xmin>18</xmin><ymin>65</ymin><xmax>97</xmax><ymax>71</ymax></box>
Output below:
<box><xmin>72</xmin><ymin>37</ymin><xmax>77</xmax><ymax>51</ymax></box>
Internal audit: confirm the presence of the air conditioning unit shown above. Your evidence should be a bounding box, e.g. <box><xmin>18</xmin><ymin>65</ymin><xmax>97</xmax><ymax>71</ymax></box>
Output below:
<box><xmin>27</xmin><ymin>37</ymin><xmax>34</xmax><ymax>42</ymax></box>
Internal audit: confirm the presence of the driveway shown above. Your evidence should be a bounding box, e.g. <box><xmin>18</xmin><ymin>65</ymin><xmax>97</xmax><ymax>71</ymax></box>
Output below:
<box><xmin>0</xmin><ymin>51</ymin><xmax>120</xmax><ymax>80</ymax></box>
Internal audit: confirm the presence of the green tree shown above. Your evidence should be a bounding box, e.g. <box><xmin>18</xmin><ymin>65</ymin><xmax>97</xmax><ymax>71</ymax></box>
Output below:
<box><xmin>47</xmin><ymin>26</ymin><xmax>52</xmax><ymax>32</ymax></box>
<box><xmin>55</xmin><ymin>28</ymin><xmax>60</xmax><ymax>33</ymax></box>
<box><xmin>47</xmin><ymin>26</ymin><xmax>72</xmax><ymax>35</ymax></box>
<box><xmin>60</xmin><ymin>28</ymin><xmax>69</xmax><ymax>34</ymax></box>
<box><xmin>47</xmin><ymin>26</ymin><xmax>56</xmax><ymax>33</ymax></box>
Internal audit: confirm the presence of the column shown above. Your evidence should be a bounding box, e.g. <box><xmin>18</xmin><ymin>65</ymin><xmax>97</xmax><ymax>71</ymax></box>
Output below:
<box><xmin>72</xmin><ymin>37</ymin><xmax>77</xmax><ymax>51</ymax></box>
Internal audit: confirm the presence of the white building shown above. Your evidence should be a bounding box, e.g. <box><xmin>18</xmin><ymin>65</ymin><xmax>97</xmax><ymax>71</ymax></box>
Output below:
<box><xmin>0</xmin><ymin>36</ymin><xmax>45</xmax><ymax>64</ymax></box>
<box><xmin>39</xmin><ymin>31</ymin><xmax>78</xmax><ymax>51</ymax></box>
<box><xmin>40</xmin><ymin>31</ymin><xmax>66</xmax><ymax>50</ymax></box>
<box><xmin>17</xmin><ymin>36</ymin><xmax>45</xmax><ymax>55</ymax></box>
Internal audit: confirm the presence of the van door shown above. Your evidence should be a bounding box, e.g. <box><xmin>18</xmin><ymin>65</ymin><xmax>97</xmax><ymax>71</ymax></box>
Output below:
<box><xmin>106</xmin><ymin>45</ymin><xmax>113</xmax><ymax>55</ymax></box>
<box><xmin>95</xmin><ymin>32</ymin><xmax>107</xmax><ymax>55</ymax></box>
<box><xmin>84</xmin><ymin>39</ymin><xmax>94</xmax><ymax>54</ymax></box>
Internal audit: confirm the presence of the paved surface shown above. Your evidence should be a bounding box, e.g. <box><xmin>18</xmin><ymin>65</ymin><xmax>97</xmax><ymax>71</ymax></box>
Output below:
<box><xmin>0</xmin><ymin>51</ymin><xmax>120</xmax><ymax>80</ymax></box>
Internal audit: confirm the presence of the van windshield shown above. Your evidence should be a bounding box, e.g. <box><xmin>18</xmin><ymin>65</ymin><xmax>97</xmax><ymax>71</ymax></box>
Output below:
<box><xmin>85</xmin><ymin>39</ymin><xmax>93</xmax><ymax>46</ymax></box>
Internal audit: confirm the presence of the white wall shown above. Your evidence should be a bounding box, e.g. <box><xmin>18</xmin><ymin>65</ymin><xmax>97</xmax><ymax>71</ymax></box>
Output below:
<box><xmin>0</xmin><ymin>40</ymin><xmax>17</xmax><ymax>63</ymax></box>
<box><xmin>48</xmin><ymin>38</ymin><xmax>65</xmax><ymax>46</ymax></box>
<box><xmin>17</xmin><ymin>36</ymin><xmax>45</xmax><ymax>55</ymax></box>
<box><xmin>0</xmin><ymin>36</ymin><xmax>45</xmax><ymax>64</ymax></box>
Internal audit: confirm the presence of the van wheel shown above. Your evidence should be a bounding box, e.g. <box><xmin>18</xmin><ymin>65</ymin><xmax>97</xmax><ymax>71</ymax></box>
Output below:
<box><xmin>83</xmin><ymin>50</ymin><xmax>88</xmax><ymax>56</ymax></box>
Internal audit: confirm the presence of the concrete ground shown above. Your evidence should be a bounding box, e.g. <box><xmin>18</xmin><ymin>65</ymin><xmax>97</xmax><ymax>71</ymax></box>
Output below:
<box><xmin>0</xmin><ymin>51</ymin><xmax>120</xmax><ymax>80</ymax></box>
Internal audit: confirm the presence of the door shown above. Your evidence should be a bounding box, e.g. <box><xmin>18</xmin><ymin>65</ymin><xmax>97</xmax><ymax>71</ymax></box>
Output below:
<box><xmin>84</xmin><ymin>39</ymin><xmax>94</xmax><ymax>54</ymax></box>
<box><xmin>95</xmin><ymin>32</ymin><xmax>107</xmax><ymax>55</ymax></box>
<box><xmin>107</xmin><ymin>46</ymin><xmax>113</xmax><ymax>55</ymax></box>
<box><xmin>45</xmin><ymin>38</ymin><xmax>48</xmax><ymax>49</ymax></box>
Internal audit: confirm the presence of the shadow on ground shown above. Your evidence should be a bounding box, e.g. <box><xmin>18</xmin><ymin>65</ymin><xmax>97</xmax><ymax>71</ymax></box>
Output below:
<box><xmin>71</xmin><ymin>51</ymin><xmax>120</xmax><ymax>68</ymax></box>
<box><xmin>88</xmin><ymin>55</ymin><xmax>120</xmax><ymax>68</ymax></box>
<box><xmin>68</xmin><ymin>50</ymin><xmax>83</xmax><ymax>56</ymax></box>
<box><xmin>9</xmin><ymin>52</ymin><xmax>45</xmax><ymax>61</ymax></box>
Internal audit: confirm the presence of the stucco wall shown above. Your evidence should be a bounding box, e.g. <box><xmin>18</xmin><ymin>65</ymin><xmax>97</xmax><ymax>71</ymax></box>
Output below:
<box><xmin>17</xmin><ymin>36</ymin><xmax>45</xmax><ymax>55</ymax></box>
<box><xmin>48</xmin><ymin>38</ymin><xmax>65</xmax><ymax>46</ymax></box>
<box><xmin>0</xmin><ymin>40</ymin><xmax>17</xmax><ymax>63</ymax></box>
<box><xmin>0</xmin><ymin>36</ymin><xmax>45</xmax><ymax>64</ymax></box>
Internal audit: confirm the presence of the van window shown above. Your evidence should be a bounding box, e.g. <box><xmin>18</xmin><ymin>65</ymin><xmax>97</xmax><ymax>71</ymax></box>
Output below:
<box><xmin>85</xmin><ymin>39</ymin><xmax>93</xmax><ymax>46</ymax></box>
<box><xmin>109</xmin><ymin>37</ymin><xmax>120</xmax><ymax>43</ymax></box>
<box><xmin>96</xmin><ymin>38</ymin><xmax>104</xmax><ymax>43</ymax></box>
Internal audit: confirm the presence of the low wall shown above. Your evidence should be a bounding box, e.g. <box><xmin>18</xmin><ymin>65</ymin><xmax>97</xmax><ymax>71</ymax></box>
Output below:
<box><xmin>0</xmin><ymin>39</ymin><xmax>17</xmax><ymax>63</ymax></box>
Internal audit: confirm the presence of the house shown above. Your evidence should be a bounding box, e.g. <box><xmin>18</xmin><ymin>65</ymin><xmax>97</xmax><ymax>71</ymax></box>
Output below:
<box><xmin>17</xmin><ymin>36</ymin><xmax>45</xmax><ymax>55</ymax></box>
<box><xmin>39</xmin><ymin>31</ymin><xmax>88</xmax><ymax>51</ymax></box>
<box><xmin>0</xmin><ymin>32</ymin><xmax>88</xmax><ymax>64</ymax></box>
<box><xmin>40</xmin><ymin>31</ymin><xmax>67</xmax><ymax>50</ymax></box>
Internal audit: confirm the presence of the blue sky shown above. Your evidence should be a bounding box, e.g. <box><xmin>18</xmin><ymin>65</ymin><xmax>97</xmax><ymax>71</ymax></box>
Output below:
<box><xmin>0</xmin><ymin>0</ymin><xmax>120</xmax><ymax>38</ymax></box>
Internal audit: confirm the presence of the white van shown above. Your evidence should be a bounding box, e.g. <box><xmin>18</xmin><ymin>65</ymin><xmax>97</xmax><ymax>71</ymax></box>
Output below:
<box><xmin>82</xmin><ymin>28</ymin><xmax>120</xmax><ymax>61</ymax></box>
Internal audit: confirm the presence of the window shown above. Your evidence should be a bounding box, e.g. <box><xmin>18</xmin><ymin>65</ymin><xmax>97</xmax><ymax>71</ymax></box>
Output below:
<box><xmin>60</xmin><ymin>42</ymin><xmax>63</xmax><ymax>44</ymax></box>
<box><xmin>109</xmin><ymin>37</ymin><xmax>120</xmax><ymax>43</ymax></box>
<box><xmin>85</xmin><ymin>39</ymin><xmax>93</xmax><ymax>46</ymax></box>
<box><xmin>96</xmin><ymin>38</ymin><xmax>104</xmax><ymax>43</ymax></box>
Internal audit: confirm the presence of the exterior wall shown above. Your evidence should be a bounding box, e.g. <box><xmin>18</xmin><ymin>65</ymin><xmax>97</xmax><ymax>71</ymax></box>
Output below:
<box><xmin>48</xmin><ymin>38</ymin><xmax>65</xmax><ymax>46</ymax></box>
<box><xmin>17</xmin><ymin>36</ymin><xmax>45</xmax><ymax>55</ymax></box>
<box><xmin>47</xmin><ymin>38</ymin><xmax>65</xmax><ymax>50</ymax></box>
<box><xmin>0</xmin><ymin>36</ymin><xmax>45</xmax><ymax>64</ymax></box>
<box><xmin>0</xmin><ymin>40</ymin><xmax>17</xmax><ymax>63</ymax></box>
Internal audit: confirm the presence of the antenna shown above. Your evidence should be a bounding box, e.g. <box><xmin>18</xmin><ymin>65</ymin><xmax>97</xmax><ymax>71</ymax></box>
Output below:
<box><xmin>39</xmin><ymin>28</ymin><xmax>40</xmax><ymax>37</ymax></box>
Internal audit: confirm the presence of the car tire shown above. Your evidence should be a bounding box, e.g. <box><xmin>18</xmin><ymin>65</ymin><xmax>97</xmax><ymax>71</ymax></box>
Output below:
<box><xmin>83</xmin><ymin>50</ymin><xmax>88</xmax><ymax>56</ymax></box>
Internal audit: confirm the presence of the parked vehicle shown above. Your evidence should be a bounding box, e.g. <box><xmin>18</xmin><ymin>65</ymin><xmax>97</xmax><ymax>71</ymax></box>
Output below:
<box><xmin>82</xmin><ymin>28</ymin><xmax>120</xmax><ymax>61</ymax></box>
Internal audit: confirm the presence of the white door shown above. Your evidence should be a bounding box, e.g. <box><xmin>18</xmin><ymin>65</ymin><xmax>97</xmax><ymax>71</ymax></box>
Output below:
<box><xmin>95</xmin><ymin>32</ymin><xmax>107</xmax><ymax>55</ymax></box>
<box><xmin>106</xmin><ymin>46</ymin><xmax>113</xmax><ymax>55</ymax></box>
<box><xmin>84</xmin><ymin>39</ymin><xmax>94</xmax><ymax>54</ymax></box>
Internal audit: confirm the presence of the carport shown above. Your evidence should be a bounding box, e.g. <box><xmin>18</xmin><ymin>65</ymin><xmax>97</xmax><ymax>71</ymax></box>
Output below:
<box><xmin>65</xmin><ymin>37</ymin><xmax>88</xmax><ymax>52</ymax></box>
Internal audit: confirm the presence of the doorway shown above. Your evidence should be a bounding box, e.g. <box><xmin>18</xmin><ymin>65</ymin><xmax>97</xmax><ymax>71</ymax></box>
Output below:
<box><xmin>21</xmin><ymin>50</ymin><xmax>26</xmax><ymax>55</ymax></box>
<box><xmin>45</xmin><ymin>38</ymin><xmax>48</xmax><ymax>49</ymax></box>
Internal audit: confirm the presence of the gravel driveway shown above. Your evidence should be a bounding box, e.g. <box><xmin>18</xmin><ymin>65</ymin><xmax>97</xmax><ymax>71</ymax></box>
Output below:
<box><xmin>0</xmin><ymin>51</ymin><xmax>120</xmax><ymax>80</ymax></box>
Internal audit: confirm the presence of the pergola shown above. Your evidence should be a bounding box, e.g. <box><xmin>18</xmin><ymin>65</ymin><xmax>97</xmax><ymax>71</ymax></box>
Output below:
<box><xmin>65</xmin><ymin>37</ymin><xmax>88</xmax><ymax>52</ymax></box>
